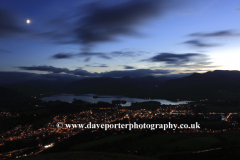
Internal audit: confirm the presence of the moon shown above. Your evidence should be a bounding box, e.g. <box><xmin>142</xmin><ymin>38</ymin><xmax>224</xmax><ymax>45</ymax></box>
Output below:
<box><xmin>26</xmin><ymin>19</ymin><xmax>31</xmax><ymax>24</ymax></box>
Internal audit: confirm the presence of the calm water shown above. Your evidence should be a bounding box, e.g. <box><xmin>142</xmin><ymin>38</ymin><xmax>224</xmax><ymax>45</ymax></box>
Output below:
<box><xmin>41</xmin><ymin>94</ymin><xmax>191</xmax><ymax>106</ymax></box>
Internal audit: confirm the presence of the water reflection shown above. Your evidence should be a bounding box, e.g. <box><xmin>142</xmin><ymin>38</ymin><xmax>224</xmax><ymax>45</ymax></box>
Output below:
<box><xmin>41</xmin><ymin>94</ymin><xmax>191</xmax><ymax>106</ymax></box>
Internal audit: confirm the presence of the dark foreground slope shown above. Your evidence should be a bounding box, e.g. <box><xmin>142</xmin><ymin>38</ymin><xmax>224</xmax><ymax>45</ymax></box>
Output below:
<box><xmin>17</xmin><ymin>151</ymin><xmax>158</xmax><ymax>160</ymax></box>
<box><xmin>15</xmin><ymin>146</ymin><xmax>240</xmax><ymax>160</ymax></box>
<box><xmin>0</xmin><ymin>86</ymin><xmax>41</xmax><ymax>108</ymax></box>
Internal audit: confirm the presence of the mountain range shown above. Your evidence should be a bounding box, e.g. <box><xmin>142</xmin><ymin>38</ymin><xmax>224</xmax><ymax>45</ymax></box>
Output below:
<box><xmin>1</xmin><ymin>70</ymin><xmax>240</xmax><ymax>100</ymax></box>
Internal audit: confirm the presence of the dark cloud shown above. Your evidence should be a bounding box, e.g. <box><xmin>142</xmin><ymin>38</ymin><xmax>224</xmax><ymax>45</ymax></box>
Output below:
<box><xmin>78</xmin><ymin>52</ymin><xmax>111</xmax><ymax>59</ymax></box>
<box><xmin>16</xmin><ymin>65</ymin><xmax>172</xmax><ymax>78</ymax></box>
<box><xmin>50</xmin><ymin>50</ymin><xmax>147</xmax><ymax>61</ymax></box>
<box><xmin>84</xmin><ymin>57</ymin><xmax>91</xmax><ymax>62</ymax></box>
<box><xmin>34</xmin><ymin>30</ymin><xmax>77</xmax><ymax>45</ymax></box>
<box><xmin>111</xmin><ymin>51</ymin><xmax>140</xmax><ymax>57</ymax></box>
<box><xmin>43</xmin><ymin>0</ymin><xmax>189</xmax><ymax>46</ymax></box>
<box><xmin>189</xmin><ymin>30</ymin><xmax>240</xmax><ymax>37</ymax></box>
<box><xmin>99</xmin><ymin>69</ymin><xmax>172</xmax><ymax>78</ymax></box>
<box><xmin>124</xmin><ymin>65</ymin><xmax>135</xmax><ymax>69</ymax></box>
<box><xmin>0</xmin><ymin>48</ymin><xmax>11</xmax><ymax>53</ymax></box>
<box><xmin>98</xmin><ymin>64</ymin><xmax>108</xmax><ymax>67</ymax></box>
<box><xmin>145</xmin><ymin>53</ymin><xmax>201</xmax><ymax>65</ymax></box>
<box><xmin>0</xmin><ymin>71</ymin><xmax>81</xmax><ymax>84</ymax></box>
<box><xmin>51</xmin><ymin>53</ymin><xmax>74</xmax><ymax>59</ymax></box>
<box><xmin>74</xmin><ymin>0</ymin><xmax>163</xmax><ymax>45</ymax></box>
<box><xmin>146</xmin><ymin>53</ymin><xmax>219</xmax><ymax>69</ymax></box>
<box><xmin>16</xmin><ymin>65</ymin><xmax>97</xmax><ymax>77</ymax></box>
<box><xmin>85</xmin><ymin>64</ymin><xmax>108</xmax><ymax>68</ymax></box>
<box><xmin>17</xmin><ymin>65</ymin><xmax>70</xmax><ymax>73</ymax></box>
<box><xmin>183</xmin><ymin>40</ymin><xmax>219</xmax><ymax>47</ymax></box>
<box><xmin>50</xmin><ymin>52</ymin><xmax>110</xmax><ymax>60</ymax></box>
<box><xmin>0</xmin><ymin>9</ymin><xmax>29</xmax><ymax>38</ymax></box>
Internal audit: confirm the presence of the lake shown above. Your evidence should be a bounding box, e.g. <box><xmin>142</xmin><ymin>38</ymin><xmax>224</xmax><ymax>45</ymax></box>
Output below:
<box><xmin>41</xmin><ymin>94</ymin><xmax>191</xmax><ymax>106</ymax></box>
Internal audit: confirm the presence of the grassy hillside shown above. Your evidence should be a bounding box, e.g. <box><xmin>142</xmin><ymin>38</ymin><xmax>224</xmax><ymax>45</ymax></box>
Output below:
<box><xmin>18</xmin><ymin>151</ymin><xmax>158</xmax><ymax>160</ymax></box>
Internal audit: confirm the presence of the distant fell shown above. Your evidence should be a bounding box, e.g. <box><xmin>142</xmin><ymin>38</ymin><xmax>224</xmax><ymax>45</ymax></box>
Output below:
<box><xmin>159</xmin><ymin>70</ymin><xmax>240</xmax><ymax>99</ymax></box>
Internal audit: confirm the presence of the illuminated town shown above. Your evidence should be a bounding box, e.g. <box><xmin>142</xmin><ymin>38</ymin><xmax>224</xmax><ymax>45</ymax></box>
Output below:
<box><xmin>0</xmin><ymin>100</ymin><xmax>239</xmax><ymax>159</ymax></box>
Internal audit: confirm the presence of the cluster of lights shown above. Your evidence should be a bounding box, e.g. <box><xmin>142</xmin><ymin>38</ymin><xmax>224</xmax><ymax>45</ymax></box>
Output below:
<box><xmin>44</xmin><ymin>143</ymin><xmax>54</xmax><ymax>148</ymax></box>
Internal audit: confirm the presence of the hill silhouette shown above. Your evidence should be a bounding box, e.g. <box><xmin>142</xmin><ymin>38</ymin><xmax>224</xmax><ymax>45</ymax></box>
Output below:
<box><xmin>2</xmin><ymin>70</ymin><xmax>240</xmax><ymax>100</ymax></box>
<box><xmin>157</xmin><ymin>70</ymin><xmax>240</xmax><ymax>100</ymax></box>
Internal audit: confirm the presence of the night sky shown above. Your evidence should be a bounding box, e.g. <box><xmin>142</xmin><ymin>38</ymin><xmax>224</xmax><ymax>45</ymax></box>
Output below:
<box><xmin>1</xmin><ymin>0</ymin><xmax>240</xmax><ymax>83</ymax></box>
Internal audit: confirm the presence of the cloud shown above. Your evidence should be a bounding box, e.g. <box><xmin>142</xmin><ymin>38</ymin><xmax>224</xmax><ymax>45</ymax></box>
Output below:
<box><xmin>189</xmin><ymin>30</ymin><xmax>240</xmax><ymax>37</ymax></box>
<box><xmin>78</xmin><ymin>52</ymin><xmax>111</xmax><ymax>59</ymax></box>
<box><xmin>51</xmin><ymin>53</ymin><xmax>74</xmax><ymax>59</ymax></box>
<box><xmin>51</xmin><ymin>50</ymin><xmax>146</xmax><ymax>61</ymax></box>
<box><xmin>111</xmin><ymin>51</ymin><xmax>141</xmax><ymax>57</ymax></box>
<box><xmin>183</xmin><ymin>39</ymin><xmax>219</xmax><ymax>47</ymax></box>
<box><xmin>16</xmin><ymin>65</ymin><xmax>172</xmax><ymax>78</ymax></box>
<box><xmin>145</xmin><ymin>53</ymin><xmax>219</xmax><ymax>69</ymax></box>
<box><xmin>17</xmin><ymin>65</ymin><xmax>96</xmax><ymax>77</ymax></box>
<box><xmin>0</xmin><ymin>71</ymin><xmax>82</xmax><ymax>84</ymax></box>
<box><xmin>96</xmin><ymin>64</ymin><xmax>108</xmax><ymax>67</ymax></box>
<box><xmin>99</xmin><ymin>69</ymin><xmax>172</xmax><ymax>78</ymax></box>
<box><xmin>0</xmin><ymin>9</ymin><xmax>30</xmax><ymax>38</ymax></box>
<box><xmin>15</xmin><ymin>62</ymin><xmax>215</xmax><ymax>80</ymax></box>
<box><xmin>50</xmin><ymin>51</ymin><xmax>111</xmax><ymax>60</ymax></box>
<box><xmin>42</xmin><ymin>0</ymin><xmax>190</xmax><ymax>47</ymax></box>
<box><xmin>34</xmin><ymin>30</ymin><xmax>76</xmax><ymax>45</ymax></box>
<box><xmin>0</xmin><ymin>48</ymin><xmax>11</xmax><ymax>53</ymax></box>
<box><xmin>85</xmin><ymin>64</ymin><xmax>108</xmax><ymax>68</ymax></box>
<box><xmin>17</xmin><ymin>65</ymin><xmax>70</xmax><ymax>73</ymax></box>
<box><xmin>84</xmin><ymin>57</ymin><xmax>91</xmax><ymax>62</ymax></box>
<box><xmin>73</xmin><ymin>0</ymin><xmax>164</xmax><ymax>45</ymax></box>
<box><xmin>145</xmin><ymin>53</ymin><xmax>202</xmax><ymax>65</ymax></box>
<box><xmin>124</xmin><ymin>65</ymin><xmax>135</xmax><ymax>69</ymax></box>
